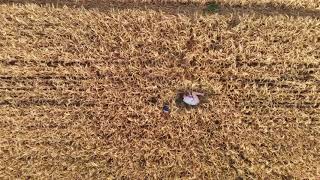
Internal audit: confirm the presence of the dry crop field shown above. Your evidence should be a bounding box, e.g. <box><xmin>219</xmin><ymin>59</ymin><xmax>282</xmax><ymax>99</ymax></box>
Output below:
<box><xmin>0</xmin><ymin>0</ymin><xmax>319</xmax><ymax>179</ymax></box>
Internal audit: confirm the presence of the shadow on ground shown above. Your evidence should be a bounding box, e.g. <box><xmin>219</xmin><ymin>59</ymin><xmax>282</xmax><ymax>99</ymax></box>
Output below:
<box><xmin>0</xmin><ymin>0</ymin><xmax>319</xmax><ymax>18</ymax></box>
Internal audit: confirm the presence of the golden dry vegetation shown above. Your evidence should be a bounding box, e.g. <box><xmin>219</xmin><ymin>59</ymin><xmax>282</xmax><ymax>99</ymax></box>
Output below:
<box><xmin>0</xmin><ymin>0</ymin><xmax>319</xmax><ymax>179</ymax></box>
<box><xmin>113</xmin><ymin>0</ymin><xmax>320</xmax><ymax>9</ymax></box>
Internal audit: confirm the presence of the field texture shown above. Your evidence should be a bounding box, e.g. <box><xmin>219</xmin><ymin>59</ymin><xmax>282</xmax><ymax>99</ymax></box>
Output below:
<box><xmin>0</xmin><ymin>1</ymin><xmax>320</xmax><ymax>179</ymax></box>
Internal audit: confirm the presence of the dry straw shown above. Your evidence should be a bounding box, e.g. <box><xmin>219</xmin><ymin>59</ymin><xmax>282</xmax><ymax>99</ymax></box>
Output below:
<box><xmin>0</xmin><ymin>1</ymin><xmax>319</xmax><ymax>179</ymax></box>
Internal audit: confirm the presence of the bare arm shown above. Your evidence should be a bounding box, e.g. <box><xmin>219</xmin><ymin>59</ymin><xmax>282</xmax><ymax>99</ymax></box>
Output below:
<box><xmin>192</xmin><ymin>92</ymin><xmax>204</xmax><ymax>96</ymax></box>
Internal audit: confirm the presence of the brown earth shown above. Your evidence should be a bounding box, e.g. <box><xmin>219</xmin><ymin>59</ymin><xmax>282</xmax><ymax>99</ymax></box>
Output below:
<box><xmin>0</xmin><ymin>1</ymin><xmax>319</xmax><ymax>179</ymax></box>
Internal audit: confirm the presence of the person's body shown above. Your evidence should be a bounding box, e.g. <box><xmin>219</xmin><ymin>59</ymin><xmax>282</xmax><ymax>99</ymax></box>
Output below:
<box><xmin>183</xmin><ymin>92</ymin><xmax>204</xmax><ymax>106</ymax></box>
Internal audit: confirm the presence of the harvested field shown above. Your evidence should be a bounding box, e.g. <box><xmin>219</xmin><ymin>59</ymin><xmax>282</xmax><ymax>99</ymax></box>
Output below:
<box><xmin>0</xmin><ymin>1</ymin><xmax>320</xmax><ymax>179</ymax></box>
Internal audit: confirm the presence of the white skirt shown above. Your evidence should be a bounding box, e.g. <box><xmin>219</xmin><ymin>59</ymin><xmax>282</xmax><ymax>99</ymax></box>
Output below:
<box><xmin>183</xmin><ymin>94</ymin><xmax>200</xmax><ymax>106</ymax></box>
